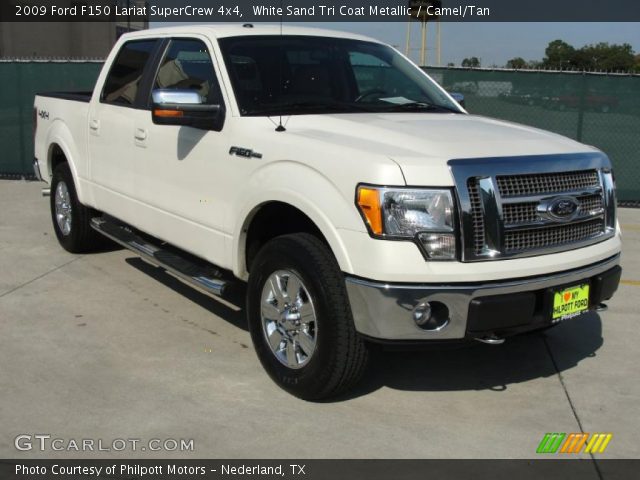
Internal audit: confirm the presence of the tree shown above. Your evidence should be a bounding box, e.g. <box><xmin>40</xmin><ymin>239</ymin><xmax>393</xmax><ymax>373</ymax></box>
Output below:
<box><xmin>446</xmin><ymin>62</ymin><xmax>455</xmax><ymax>67</ymax></box>
<box><xmin>506</xmin><ymin>57</ymin><xmax>527</xmax><ymax>69</ymax></box>
<box><xmin>461</xmin><ymin>57</ymin><xmax>480</xmax><ymax>68</ymax></box>
<box><xmin>543</xmin><ymin>39</ymin><xmax>576</xmax><ymax>69</ymax></box>
<box><xmin>575</xmin><ymin>42</ymin><xmax>635</xmax><ymax>71</ymax></box>
<box><xmin>542</xmin><ymin>39</ymin><xmax>636</xmax><ymax>71</ymax></box>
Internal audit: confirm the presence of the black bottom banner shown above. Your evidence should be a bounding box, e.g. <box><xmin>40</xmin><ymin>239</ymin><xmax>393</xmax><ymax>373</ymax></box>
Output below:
<box><xmin>1</xmin><ymin>459</ymin><xmax>638</xmax><ymax>480</ymax></box>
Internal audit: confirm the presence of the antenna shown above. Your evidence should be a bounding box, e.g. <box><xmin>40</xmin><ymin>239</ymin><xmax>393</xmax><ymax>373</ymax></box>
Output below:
<box><xmin>275</xmin><ymin>0</ymin><xmax>286</xmax><ymax>132</ymax></box>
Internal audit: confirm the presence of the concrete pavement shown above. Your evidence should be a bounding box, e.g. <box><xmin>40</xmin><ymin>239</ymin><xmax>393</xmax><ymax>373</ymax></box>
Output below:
<box><xmin>1</xmin><ymin>180</ymin><xmax>638</xmax><ymax>462</ymax></box>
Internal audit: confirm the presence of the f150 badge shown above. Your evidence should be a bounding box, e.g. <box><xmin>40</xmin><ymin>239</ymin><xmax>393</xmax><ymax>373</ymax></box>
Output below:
<box><xmin>229</xmin><ymin>146</ymin><xmax>262</xmax><ymax>159</ymax></box>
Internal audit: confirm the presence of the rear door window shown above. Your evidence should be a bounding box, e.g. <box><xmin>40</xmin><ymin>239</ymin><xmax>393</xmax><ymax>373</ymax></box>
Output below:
<box><xmin>102</xmin><ymin>39</ymin><xmax>157</xmax><ymax>106</ymax></box>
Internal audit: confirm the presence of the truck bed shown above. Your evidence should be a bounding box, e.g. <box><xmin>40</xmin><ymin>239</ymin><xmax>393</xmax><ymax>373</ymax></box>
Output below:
<box><xmin>34</xmin><ymin>92</ymin><xmax>92</xmax><ymax>184</ymax></box>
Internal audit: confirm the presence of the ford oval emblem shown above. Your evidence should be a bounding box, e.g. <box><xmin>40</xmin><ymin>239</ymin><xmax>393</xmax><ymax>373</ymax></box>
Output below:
<box><xmin>538</xmin><ymin>196</ymin><xmax>580</xmax><ymax>222</ymax></box>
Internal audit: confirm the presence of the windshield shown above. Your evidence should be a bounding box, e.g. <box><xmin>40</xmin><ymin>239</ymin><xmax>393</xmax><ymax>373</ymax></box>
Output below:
<box><xmin>218</xmin><ymin>35</ymin><xmax>462</xmax><ymax>116</ymax></box>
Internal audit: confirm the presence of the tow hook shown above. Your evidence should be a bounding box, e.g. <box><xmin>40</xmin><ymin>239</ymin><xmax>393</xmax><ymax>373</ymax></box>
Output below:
<box><xmin>474</xmin><ymin>334</ymin><xmax>505</xmax><ymax>345</ymax></box>
<box><xmin>596</xmin><ymin>303</ymin><xmax>608</xmax><ymax>312</ymax></box>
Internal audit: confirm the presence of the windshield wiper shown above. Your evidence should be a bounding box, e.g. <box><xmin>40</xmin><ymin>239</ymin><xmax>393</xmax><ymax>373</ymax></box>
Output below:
<box><xmin>244</xmin><ymin>101</ymin><xmax>373</xmax><ymax>116</ymax></box>
<box><xmin>383</xmin><ymin>102</ymin><xmax>462</xmax><ymax>114</ymax></box>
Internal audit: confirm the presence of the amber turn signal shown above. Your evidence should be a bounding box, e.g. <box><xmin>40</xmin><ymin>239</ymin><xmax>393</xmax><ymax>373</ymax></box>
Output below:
<box><xmin>154</xmin><ymin>109</ymin><xmax>184</xmax><ymax>118</ymax></box>
<box><xmin>357</xmin><ymin>186</ymin><xmax>383</xmax><ymax>235</ymax></box>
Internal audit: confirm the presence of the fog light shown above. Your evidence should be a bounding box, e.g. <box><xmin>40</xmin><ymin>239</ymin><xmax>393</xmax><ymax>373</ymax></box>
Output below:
<box><xmin>413</xmin><ymin>302</ymin><xmax>432</xmax><ymax>326</ymax></box>
<box><xmin>413</xmin><ymin>301</ymin><xmax>450</xmax><ymax>331</ymax></box>
<box><xmin>417</xmin><ymin>233</ymin><xmax>456</xmax><ymax>260</ymax></box>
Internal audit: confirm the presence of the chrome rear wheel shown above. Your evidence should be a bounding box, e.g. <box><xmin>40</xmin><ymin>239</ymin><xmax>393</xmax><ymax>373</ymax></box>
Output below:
<box><xmin>50</xmin><ymin>162</ymin><xmax>105</xmax><ymax>253</ymax></box>
<box><xmin>54</xmin><ymin>180</ymin><xmax>72</xmax><ymax>236</ymax></box>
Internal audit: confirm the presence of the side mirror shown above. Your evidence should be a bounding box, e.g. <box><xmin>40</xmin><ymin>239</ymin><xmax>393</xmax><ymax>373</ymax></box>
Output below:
<box><xmin>449</xmin><ymin>92</ymin><xmax>466</xmax><ymax>109</ymax></box>
<box><xmin>152</xmin><ymin>89</ymin><xmax>222</xmax><ymax>130</ymax></box>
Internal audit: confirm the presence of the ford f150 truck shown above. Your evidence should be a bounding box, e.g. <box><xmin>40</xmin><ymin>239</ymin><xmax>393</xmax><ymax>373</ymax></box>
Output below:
<box><xmin>34</xmin><ymin>25</ymin><xmax>622</xmax><ymax>400</ymax></box>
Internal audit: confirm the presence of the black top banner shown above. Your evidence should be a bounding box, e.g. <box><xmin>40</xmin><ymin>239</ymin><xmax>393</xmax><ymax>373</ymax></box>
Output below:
<box><xmin>1</xmin><ymin>0</ymin><xmax>640</xmax><ymax>22</ymax></box>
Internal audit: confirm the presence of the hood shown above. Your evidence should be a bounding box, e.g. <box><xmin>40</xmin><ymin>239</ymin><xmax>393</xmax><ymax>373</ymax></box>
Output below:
<box><xmin>284</xmin><ymin>113</ymin><xmax>595</xmax><ymax>186</ymax></box>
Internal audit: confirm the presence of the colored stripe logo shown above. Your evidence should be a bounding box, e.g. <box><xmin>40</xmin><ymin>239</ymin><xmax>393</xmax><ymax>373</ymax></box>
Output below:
<box><xmin>537</xmin><ymin>433</ymin><xmax>612</xmax><ymax>454</ymax></box>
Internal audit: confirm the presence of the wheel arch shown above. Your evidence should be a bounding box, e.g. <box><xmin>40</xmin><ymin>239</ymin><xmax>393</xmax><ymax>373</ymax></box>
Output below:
<box><xmin>45</xmin><ymin>120</ymin><xmax>86</xmax><ymax>202</ymax></box>
<box><xmin>234</xmin><ymin>198</ymin><xmax>354</xmax><ymax>281</ymax></box>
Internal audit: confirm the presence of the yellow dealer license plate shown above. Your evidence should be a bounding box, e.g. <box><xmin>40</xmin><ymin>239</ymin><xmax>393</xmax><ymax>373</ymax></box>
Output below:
<box><xmin>552</xmin><ymin>284</ymin><xmax>590</xmax><ymax>321</ymax></box>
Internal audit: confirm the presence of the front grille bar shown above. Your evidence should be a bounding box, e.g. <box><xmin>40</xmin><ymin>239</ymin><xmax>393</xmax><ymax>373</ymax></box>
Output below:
<box><xmin>499</xmin><ymin>186</ymin><xmax>603</xmax><ymax>204</ymax></box>
<box><xmin>502</xmin><ymin>193</ymin><xmax>604</xmax><ymax>230</ymax></box>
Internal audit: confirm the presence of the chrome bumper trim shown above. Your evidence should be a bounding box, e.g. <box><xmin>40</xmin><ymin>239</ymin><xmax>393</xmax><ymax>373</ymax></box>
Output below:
<box><xmin>345</xmin><ymin>254</ymin><xmax>620</xmax><ymax>341</ymax></box>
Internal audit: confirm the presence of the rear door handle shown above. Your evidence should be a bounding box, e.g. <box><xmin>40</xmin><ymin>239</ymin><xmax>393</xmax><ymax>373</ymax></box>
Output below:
<box><xmin>134</xmin><ymin>128</ymin><xmax>147</xmax><ymax>141</ymax></box>
<box><xmin>89</xmin><ymin>119</ymin><xmax>100</xmax><ymax>131</ymax></box>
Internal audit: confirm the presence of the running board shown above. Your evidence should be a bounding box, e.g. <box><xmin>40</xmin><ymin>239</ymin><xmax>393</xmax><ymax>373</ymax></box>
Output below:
<box><xmin>90</xmin><ymin>217</ymin><xmax>229</xmax><ymax>297</ymax></box>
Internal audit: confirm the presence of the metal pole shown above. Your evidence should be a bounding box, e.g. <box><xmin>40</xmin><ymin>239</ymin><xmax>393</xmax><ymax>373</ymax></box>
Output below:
<box><xmin>420</xmin><ymin>20</ymin><xmax>427</xmax><ymax>66</ymax></box>
<box><xmin>576</xmin><ymin>72</ymin><xmax>587</xmax><ymax>141</ymax></box>
<box><xmin>436</xmin><ymin>21</ymin><xmax>441</xmax><ymax>66</ymax></box>
<box><xmin>405</xmin><ymin>20</ymin><xmax>412</xmax><ymax>57</ymax></box>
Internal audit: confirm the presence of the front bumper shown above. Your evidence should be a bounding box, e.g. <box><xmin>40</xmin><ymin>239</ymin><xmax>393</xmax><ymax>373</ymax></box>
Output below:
<box><xmin>345</xmin><ymin>254</ymin><xmax>621</xmax><ymax>342</ymax></box>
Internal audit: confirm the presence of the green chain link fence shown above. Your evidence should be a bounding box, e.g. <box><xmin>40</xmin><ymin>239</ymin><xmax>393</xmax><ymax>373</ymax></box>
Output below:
<box><xmin>424</xmin><ymin>67</ymin><xmax>640</xmax><ymax>203</ymax></box>
<box><xmin>1</xmin><ymin>62</ymin><xmax>638</xmax><ymax>202</ymax></box>
<box><xmin>0</xmin><ymin>60</ymin><xmax>103</xmax><ymax>178</ymax></box>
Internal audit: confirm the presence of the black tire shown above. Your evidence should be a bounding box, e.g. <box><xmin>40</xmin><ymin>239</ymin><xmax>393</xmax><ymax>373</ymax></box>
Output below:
<box><xmin>50</xmin><ymin>163</ymin><xmax>103</xmax><ymax>253</ymax></box>
<box><xmin>247</xmin><ymin>233</ymin><xmax>369</xmax><ymax>400</ymax></box>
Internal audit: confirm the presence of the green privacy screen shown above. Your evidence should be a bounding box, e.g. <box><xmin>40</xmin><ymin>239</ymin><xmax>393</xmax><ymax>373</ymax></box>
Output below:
<box><xmin>424</xmin><ymin>67</ymin><xmax>640</xmax><ymax>202</ymax></box>
<box><xmin>0</xmin><ymin>61</ymin><xmax>102</xmax><ymax>177</ymax></box>
<box><xmin>0</xmin><ymin>62</ymin><xmax>638</xmax><ymax>201</ymax></box>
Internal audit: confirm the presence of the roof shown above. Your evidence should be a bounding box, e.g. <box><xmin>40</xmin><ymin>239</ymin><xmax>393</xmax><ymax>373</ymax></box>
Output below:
<box><xmin>121</xmin><ymin>23</ymin><xmax>383</xmax><ymax>44</ymax></box>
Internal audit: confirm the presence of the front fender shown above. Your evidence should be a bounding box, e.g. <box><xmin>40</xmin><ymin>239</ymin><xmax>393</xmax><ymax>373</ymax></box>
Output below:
<box><xmin>231</xmin><ymin>161</ymin><xmax>367</xmax><ymax>280</ymax></box>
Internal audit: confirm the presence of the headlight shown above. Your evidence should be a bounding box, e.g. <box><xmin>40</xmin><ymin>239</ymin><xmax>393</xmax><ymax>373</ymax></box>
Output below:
<box><xmin>356</xmin><ymin>186</ymin><xmax>457</xmax><ymax>260</ymax></box>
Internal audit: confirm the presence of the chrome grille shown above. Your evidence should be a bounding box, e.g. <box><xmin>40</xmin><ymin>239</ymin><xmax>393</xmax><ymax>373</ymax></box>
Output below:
<box><xmin>497</xmin><ymin>170</ymin><xmax>600</xmax><ymax>197</ymax></box>
<box><xmin>505</xmin><ymin>219</ymin><xmax>604</xmax><ymax>252</ymax></box>
<box><xmin>449</xmin><ymin>155</ymin><xmax>616</xmax><ymax>262</ymax></box>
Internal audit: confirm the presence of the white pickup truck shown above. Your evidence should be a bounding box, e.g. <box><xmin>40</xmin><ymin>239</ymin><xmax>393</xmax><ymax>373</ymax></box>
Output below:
<box><xmin>34</xmin><ymin>25</ymin><xmax>622</xmax><ymax>400</ymax></box>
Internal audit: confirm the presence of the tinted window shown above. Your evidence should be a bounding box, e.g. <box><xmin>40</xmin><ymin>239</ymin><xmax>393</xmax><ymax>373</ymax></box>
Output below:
<box><xmin>102</xmin><ymin>39</ymin><xmax>157</xmax><ymax>106</ymax></box>
<box><xmin>153</xmin><ymin>39</ymin><xmax>221</xmax><ymax>105</ymax></box>
<box><xmin>350</xmin><ymin>51</ymin><xmax>423</xmax><ymax>99</ymax></box>
<box><xmin>219</xmin><ymin>36</ymin><xmax>460</xmax><ymax>116</ymax></box>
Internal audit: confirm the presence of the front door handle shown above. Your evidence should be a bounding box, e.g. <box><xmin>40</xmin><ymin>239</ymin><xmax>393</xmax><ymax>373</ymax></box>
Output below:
<box><xmin>89</xmin><ymin>119</ymin><xmax>100</xmax><ymax>131</ymax></box>
<box><xmin>134</xmin><ymin>128</ymin><xmax>147</xmax><ymax>141</ymax></box>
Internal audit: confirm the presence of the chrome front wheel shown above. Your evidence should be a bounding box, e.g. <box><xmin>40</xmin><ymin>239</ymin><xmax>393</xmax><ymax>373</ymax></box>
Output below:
<box><xmin>261</xmin><ymin>270</ymin><xmax>318</xmax><ymax>369</ymax></box>
<box><xmin>247</xmin><ymin>233</ymin><xmax>369</xmax><ymax>400</ymax></box>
